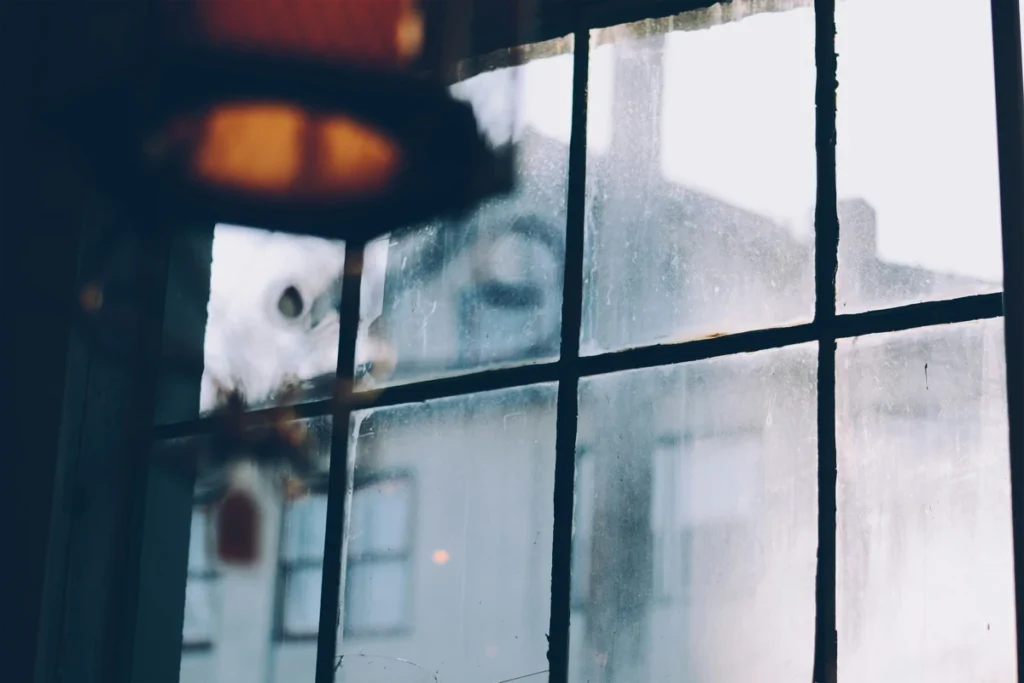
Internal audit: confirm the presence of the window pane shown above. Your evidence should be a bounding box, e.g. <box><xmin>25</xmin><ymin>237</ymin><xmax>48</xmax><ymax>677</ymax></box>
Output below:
<box><xmin>573</xmin><ymin>344</ymin><xmax>818</xmax><ymax>683</ymax></box>
<box><xmin>836</xmin><ymin>319</ymin><xmax>1016</xmax><ymax>681</ymax></box>
<box><xmin>282</xmin><ymin>567</ymin><xmax>323</xmax><ymax>637</ymax></box>
<box><xmin>581</xmin><ymin>9</ymin><xmax>816</xmax><ymax>355</ymax></box>
<box><xmin>339</xmin><ymin>385</ymin><xmax>557</xmax><ymax>683</ymax></box>
<box><xmin>354</xmin><ymin>39</ymin><xmax>573</xmax><ymax>389</ymax></box>
<box><xmin>835</xmin><ymin>0</ymin><xmax>1002</xmax><ymax>312</ymax></box>
<box><xmin>348</xmin><ymin>476</ymin><xmax>413</xmax><ymax>557</ymax></box>
<box><xmin>157</xmin><ymin>224</ymin><xmax>346</xmax><ymax>425</ymax></box>
<box><xmin>345</xmin><ymin>560</ymin><xmax>411</xmax><ymax>635</ymax></box>
<box><xmin>174</xmin><ymin>416</ymin><xmax>333</xmax><ymax>683</ymax></box>
<box><xmin>188</xmin><ymin>509</ymin><xmax>211</xmax><ymax>572</ymax></box>
<box><xmin>183</xmin><ymin>577</ymin><xmax>216</xmax><ymax>646</ymax></box>
<box><xmin>281</xmin><ymin>495</ymin><xmax>328</xmax><ymax>562</ymax></box>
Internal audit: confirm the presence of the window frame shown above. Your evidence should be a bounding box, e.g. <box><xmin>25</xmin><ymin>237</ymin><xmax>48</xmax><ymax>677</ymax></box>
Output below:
<box><xmin>40</xmin><ymin>1</ymin><xmax>1024</xmax><ymax>683</ymax></box>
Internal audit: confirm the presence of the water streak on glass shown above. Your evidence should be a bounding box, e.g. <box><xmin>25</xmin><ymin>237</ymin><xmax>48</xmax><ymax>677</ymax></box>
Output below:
<box><xmin>354</xmin><ymin>38</ymin><xmax>574</xmax><ymax>390</ymax></box>
<box><xmin>581</xmin><ymin>8</ymin><xmax>816</xmax><ymax>355</ymax></box>
<box><xmin>572</xmin><ymin>344</ymin><xmax>818</xmax><ymax>683</ymax></box>
<box><xmin>835</xmin><ymin>0</ymin><xmax>1003</xmax><ymax>312</ymax></box>
<box><xmin>836</xmin><ymin>320</ymin><xmax>1016</xmax><ymax>682</ymax></box>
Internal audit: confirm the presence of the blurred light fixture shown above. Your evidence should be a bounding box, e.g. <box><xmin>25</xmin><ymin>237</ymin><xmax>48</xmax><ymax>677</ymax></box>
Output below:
<box><xmin>58</xmin><ymin>0</ymin><xmax>533</xmax><ymax>241</ymax></box>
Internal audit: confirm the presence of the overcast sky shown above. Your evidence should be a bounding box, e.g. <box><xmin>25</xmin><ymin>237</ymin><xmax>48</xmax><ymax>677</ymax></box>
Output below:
<box><xmin>507</xmin><ymin>0</ymin><xmax>1005</xmax><ymax>282</ymax></box>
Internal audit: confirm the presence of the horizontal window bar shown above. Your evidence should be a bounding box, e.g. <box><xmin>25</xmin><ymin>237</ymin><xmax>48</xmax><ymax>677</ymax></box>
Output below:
<box><xmin>152</xmin><ymin>292</ymin><xmax>1004</xmax><ymax>441</ymax></box>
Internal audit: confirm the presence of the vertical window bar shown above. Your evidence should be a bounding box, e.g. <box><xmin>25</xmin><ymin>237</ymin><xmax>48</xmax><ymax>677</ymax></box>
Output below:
<box><xmin>315</xmin><ymin>239</ymin><xmax>366</xmax><ymax>683</ymax></box>
<box><xmin>548</xmin><ymin>18</ymin><xmax>590</xmax><ymax>683</ymax></box>
<box><xmin>989</xmin><ymin>0</ymin><xmax>1024</xmax><ymax>679</ymax></box>
<box><xmin>811</xmin><ymin>0</ymin><xmax>839</xmax><ymax>681</ymax></box>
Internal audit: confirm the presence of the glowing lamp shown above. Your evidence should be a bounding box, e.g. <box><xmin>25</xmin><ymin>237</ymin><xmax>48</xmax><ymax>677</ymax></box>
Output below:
<box><xmin>58</xmin><ymin>0</ymin><xmax>533</xmax><ymax>241</ymax></box>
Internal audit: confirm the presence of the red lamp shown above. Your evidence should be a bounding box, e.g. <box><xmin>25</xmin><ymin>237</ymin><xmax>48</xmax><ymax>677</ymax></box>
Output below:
<box><xmin>56</xmin><ymin>0</ymin><xmax>534</xmax><ymax>241</ymax></box>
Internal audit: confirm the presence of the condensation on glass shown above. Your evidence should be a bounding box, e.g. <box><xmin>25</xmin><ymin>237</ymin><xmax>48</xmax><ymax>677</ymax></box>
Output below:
<box><xmin>176</xmin><ymin>416</ymin><xmax>333</xmax><ymax>683</ymax></box>
<box><xmin>836</xmin><ymin>319</ymin><xmax>1016</xmax><ymax>682</ymax></box>
<box><xmin>572</xmin><ymin>344</ymin><xmax>818</xmax><ymax>683</ymax></box>
<box><xmin>354</xmin><ymin>37</ymin><xmax>574</xmax><ymax>390</ymax></box>
<box><xmin>580</xmin><ymin>6</ymin><xmax>816</xmax><ymax>355</ymax></box>
<box><xmin>329</xmin><ymin>384</ymin><xmax>558</xmax><ymax>683</ymax></box>
<box><xmin>835</xmin><ymin>0</ymin><xmax>1003</xmax><ymax>312</ymax></box>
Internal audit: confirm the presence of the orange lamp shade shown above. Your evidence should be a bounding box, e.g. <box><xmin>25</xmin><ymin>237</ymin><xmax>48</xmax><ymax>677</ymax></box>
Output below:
<box><xmin>153</xmin><ymin>103</ymin><xmax>404</xmax><ymax>201</ymax></box>
<box><xmin>56</xmin><ymin>0</ymin><xmax>529</xmax><ymax>241</ymax></box>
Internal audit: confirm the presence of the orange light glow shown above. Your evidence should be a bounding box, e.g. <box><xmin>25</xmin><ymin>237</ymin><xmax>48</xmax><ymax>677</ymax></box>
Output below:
<box><xmin>193</xmin><ymin>103</ymin><xmax>305</xmax><ymax>195</ymax></box>
<box><xmin>431</xmin><ymin>549</ymin><xmax>450</xmax><ymax>565</ymax></box>
<box><xmin>313</xmin><ymin>114</ymin><xmax>403</xmax><ymax>198</ymax></box>
<box><xmin>156</xmin><ymin>102</ymin><xmax>403</xmax><ymax>201</ymax></box>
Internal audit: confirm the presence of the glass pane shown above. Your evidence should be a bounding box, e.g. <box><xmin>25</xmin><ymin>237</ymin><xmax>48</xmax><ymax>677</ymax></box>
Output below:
<box><xmin>573</xmin><ymin>344</ymin><xmax>818</xmax><ymax>683</ymax></box>
<box><xmin>157</xmin><ymin>223</ymin><xmax>346</xmax><ymax>426</ymax></box>
<box><xmin>836</xmin><ymin>319</ymin><xmax>1016</xmax><ymax>682</ymax></box>
<box><xmin>182</xmin><ymin>577</ymin><xmax>215</xmax><ymax>646</ymax></box>
<box><xmin>176</xmin><ymin>415</ymin><xmax>333</xmax><ymax>683</ymax></box>
<box><xmin>355</xmin><ymin>38</ymin><xmax>573</xmax><ymax>389</ymax></box>
<box><xmin>283</xmin><ymin>567</ymin><xmax>324</xmax><ymax>637</ymax></box>
<box><xmin>581</xmin><ymin>9</ymin><xmax>816</xmax><ymax>355</ymax></box>
<box><xmin>348</xmin><ymin>477</ymin><xmax>413</xmax><ymax>557</ymax></box>
<box><xmin>345</xmin><ymin>560</ymin><xmax>411</xmax><ymax>635</ymax></box>
<box><xmin>835</xmin><ymin>0</ymin><xmax>1002</xmax><ymax>312</ymax></box>
<box><xmin>282</xmin><ymin>495</ymin><xmax>329</xmax><ymax>562</ymax></box>
<box><xmin>187</xmin><ymin>509</ymin><xmax>210</xmax><ymax>572</ymax></box>
<box><xmin>339</xmin><ymin>384</ymin><xmax>558</xmax><ymax>683</ymax></box>
<box><xmin>335</xmin><ymin>654</ymin><xmax>438</xmax><ymax>683</ymax></box>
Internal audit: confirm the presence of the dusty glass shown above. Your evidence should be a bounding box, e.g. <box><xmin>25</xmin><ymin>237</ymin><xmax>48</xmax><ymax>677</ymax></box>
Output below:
<box><xmin>836</xmin><ymin>319</ymin><xmax>1015</xmax><ymax>682</ymax></box>
<box><xmin>835</xmin><ymin>0</ymin><xmax>1002</xmax><ymax>312</ymax></box>
<box><xmin>572</xmin><ymin>344</ymin><xmax>818</xmax><ymax>683</ymax></box>
<box><xmin>354</xmin><ymin>38</ymin><xmax>574</xmax><ymax>390</ymax></box>
<box><xmin>333</xmin><ymin>384</ymin><xmax>559</xmax><ymax>683</ymax></box>
<box><xmin>176</xmin><ymin>416</ymin><xmax>334</xmax><ymax>683</ymax></box>
<box><xmin>581</xmin><ymin>8</ymin><xmax>816</xmax><ymax>355</ymax></box>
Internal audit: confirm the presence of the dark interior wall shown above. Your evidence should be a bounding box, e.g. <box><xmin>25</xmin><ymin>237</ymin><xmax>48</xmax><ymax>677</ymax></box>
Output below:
<box><xmin>1</xmin><ymin>4</ymin><xmax>89</xmax><ymax>681</ymax></box>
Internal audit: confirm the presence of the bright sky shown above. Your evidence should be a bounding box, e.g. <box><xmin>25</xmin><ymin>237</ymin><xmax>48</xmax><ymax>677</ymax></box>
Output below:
<box><xmin>508</xmin><ymin>0</ymin><xmax>1006</xmax><ymax>282</ymax></box>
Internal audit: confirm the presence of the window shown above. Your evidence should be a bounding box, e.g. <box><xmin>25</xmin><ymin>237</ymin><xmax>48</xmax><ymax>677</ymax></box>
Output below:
<box><xmin>343</xmin><ymin>474</ymin><xmax>414</xmax><ymax>637</ymax></box>
<box><xmin>101</xmin><ymin>3</ymin><xmax>1024</xmax><ymax>683</ymax></box>
<box><xmin>279</xmin><ymin>475</ymin><xmax>414</xmax><ymax>639</ymax></box>
<box><xmin>183</xmin><ymin>505</ymin><xmax>218</xmax><ymax>650</ymax></box>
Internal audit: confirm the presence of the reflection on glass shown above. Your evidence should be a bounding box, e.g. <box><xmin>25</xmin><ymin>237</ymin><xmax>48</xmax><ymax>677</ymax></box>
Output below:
<box><xmin>573</xmin><ymin>344</ymin><xmax>818</xmax><ymax>683</ymax></box>
<box><xmin>836</xmin><ymin>320</ymin><xmax>1015</xmax><ymax>682</ymax></box>
<box><xmin>581</xmin><ymin>9</ymin><xmax>816</xmax><ymax>355</ymax></box>
<box><xmin>836</xmin><ymin>0</ymin><xmax>1002</xmax><ymax>312</ymax></box>
<box><xmin>155</xmin><ymin>223</ymin><xmax>347</xmax><ymax>425</ymax></box>
<box><xmin>183</xmin><ymin>506</ymin><xmax>217</xmax><ymax>647</ymax></box>
<box><xmin>355</xmin><ymin>39</ymin><xmax>573</xmax><ymax>389</ymax></box>
<box><xmin>337</xmin><ymin>385</ymin><xmax>558</xmax><ymax>683</ymax></box>
<box><xmin>200</xmin><ymin>225</ymin><xmax>346</xmax><ymax>411</ymax></box>
<box><xmin>177</xmin><ymin>416</ymin><xmax>333</xmax><ymax>683</ymax></box>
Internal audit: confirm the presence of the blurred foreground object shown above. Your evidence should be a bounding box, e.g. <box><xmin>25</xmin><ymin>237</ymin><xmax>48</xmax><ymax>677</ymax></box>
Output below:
<box><xmin>53</xmin><ymin>0</ymin><xmax>535</xmax><ymax>241</ymax></box>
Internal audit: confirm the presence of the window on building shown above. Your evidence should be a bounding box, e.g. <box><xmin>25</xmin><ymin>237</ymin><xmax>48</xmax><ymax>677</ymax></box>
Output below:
<box><xmin>182</xmin><ymin>505</ymin><xmax>218</xmax><ymax>650</ymax></box>
<box><xmin>279</xmin><ymin>475</ymin><xmax>414</xmax><ymax>640</ymax></box>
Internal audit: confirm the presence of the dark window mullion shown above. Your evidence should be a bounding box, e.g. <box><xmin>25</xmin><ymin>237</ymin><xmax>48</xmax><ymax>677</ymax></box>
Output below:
<box><xmin>548</xmin><ymin>17</ymin><xmax>590</xmax><ymax>683</ymax></box>
<box><xmin>989</xmin><ymin>0</ymin><xmax>1024</xmax><ymax>679</ymax></box>
<box><xmin>314</xmin><ymin>239</ymin><xmax>366</xmax><ymax>683</ymax></box>
<box><xmin>811</xmin><ymin>0</ymin><xmax>839</xmax><ymax>681</ymax></box>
